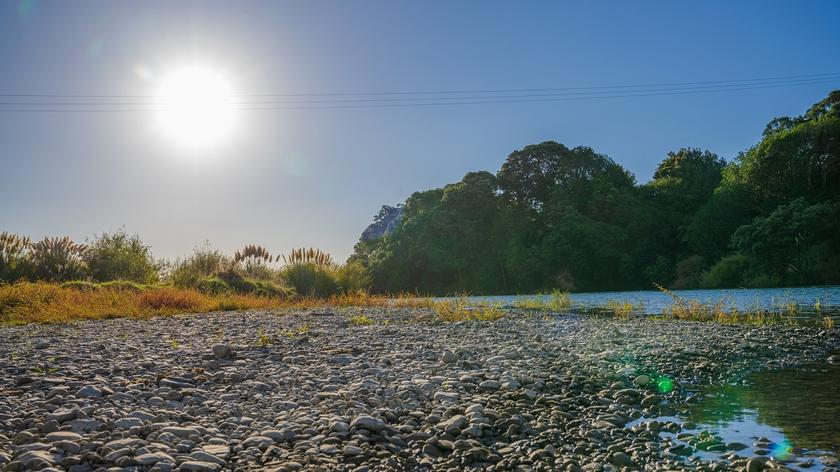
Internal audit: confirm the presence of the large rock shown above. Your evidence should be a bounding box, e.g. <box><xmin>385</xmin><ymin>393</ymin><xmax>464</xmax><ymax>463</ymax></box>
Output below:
<box><xmin>351</xmin><ymin>415</ymin><xmax>386</xmax><ymax>432</ymax></box>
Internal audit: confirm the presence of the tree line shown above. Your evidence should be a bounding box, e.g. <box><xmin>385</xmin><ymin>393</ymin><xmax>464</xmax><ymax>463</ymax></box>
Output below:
<box><xmin>351</xmin><ymin>91</ymin><xmax>840</xmax><ymax>294</ymax></box>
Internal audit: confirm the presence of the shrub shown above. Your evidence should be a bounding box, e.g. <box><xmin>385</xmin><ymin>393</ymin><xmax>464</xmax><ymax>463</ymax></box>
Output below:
<box><xmin>170</xmin><ymin>246</ymin><xmax>229</xmax><ymax>288</ymax></box>
<box><xmin>701</xmin><ymin>253</ymin><xmax>751</xmax><ymax>288</ymax></box>
<box><xmin>86</xmin><ymin>230</ymin><xmax>160</xmax><ymax>283</ymax></box>
<box><xmin>336</xmin><ymin>261</ymin><xmax>372</xmax><ymax>293</ymax></box>
<box><xmin>282</xmin><ymin>263</ymin><xmax>339</xmax><ymax>298</ymax></box>
<box><xmin>195</xmin><ymin>276</ymin><xmax>231</xmax><ymax>295</ymax></box>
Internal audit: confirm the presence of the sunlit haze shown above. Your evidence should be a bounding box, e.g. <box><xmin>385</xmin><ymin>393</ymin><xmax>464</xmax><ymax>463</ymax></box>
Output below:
<box><xmin>153</xmin><ymin>64</ymin><xmax>238</xmax><ymax>152</ymax></box>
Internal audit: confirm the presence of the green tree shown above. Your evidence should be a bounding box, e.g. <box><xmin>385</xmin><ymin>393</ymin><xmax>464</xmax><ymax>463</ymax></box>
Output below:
<box><xmin>730</xmin><ymin>198</ymin><xmax>839</xmax><ymax>284</ymax></box>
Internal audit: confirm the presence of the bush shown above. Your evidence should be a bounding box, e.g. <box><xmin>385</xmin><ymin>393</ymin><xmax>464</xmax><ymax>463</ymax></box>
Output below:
<box><xmin>336</xmin><ymin>261</ymin><xmax>372</xmax><ymax>293</ymax></box>
<box><xmin>170</xmin><ymin>246</ymin><xmax>229</xmax><ymax>288</ymax></box>
<box><xmin>282</xmin><ymin>263</ymin><xmax>339</xmax><ymax>298</ymax></box>
<box><xmin>86</xmin><ymin>230</ymin><xmax>159</xmax><ymax>283</ymax></box>
<box><xmin>195</xmin><ymin>276</ymin><xmax>231</xmax><ymax>295</ymax></box>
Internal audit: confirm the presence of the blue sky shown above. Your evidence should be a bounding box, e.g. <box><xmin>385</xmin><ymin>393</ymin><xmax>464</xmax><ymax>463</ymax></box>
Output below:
<box><xmin>1</xmin><ymin>1</ymin><xmax>839</xmax><ymax>261</ymax></box>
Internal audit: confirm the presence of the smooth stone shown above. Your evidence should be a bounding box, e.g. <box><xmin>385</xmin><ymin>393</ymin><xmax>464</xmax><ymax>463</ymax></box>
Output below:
<box><xmin>351</xmin><ymin>415</ymin><xmax>386</xmax><ymax>432</ymax></box>
<box><xmin>76</xmin><ymin>385</ymin><xmax>104</xmax><ymax>398</ymax></box>
<box><xmin>45</xmin><ymin>432</ymin><xmax>82</xmax><ymax>442</ymax></box>
<box><xmin>135</xmin><ymin>452</ymin><xmax>174</xmax><ymax>465</ymax></box>
<box><xmin>634</xmin><ymin>375</ymin><xmax>651</xmax><ymax>387</ymax></box>
<box><xmin>212</xmin><ymin>344</ymin><xmax>232</xmax><ymax>359</ymax></box>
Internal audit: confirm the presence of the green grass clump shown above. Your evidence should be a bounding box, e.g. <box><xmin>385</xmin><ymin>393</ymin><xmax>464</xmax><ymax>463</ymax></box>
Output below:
<box><xmin>514</xmin><ymin>289</ymin><xmax>572</xmax><ymax>311</ymax></box>
<box><xmin>434</xmin><ymin>299</ymin><xmax>505</xmax><ymax>322</ymax></box>
<box><xmin>605</xmin><ymin>300</ymin><xmax>640</xmax><ymax>319</ymax></box>
<box><xmin>60</xmin><ymin>280</ymin><xmax>101</xmax><ymax>291</ymax></box>
<box><xmin>348</xmin><ymin>314</ymin><xmax>375</xmax><ymax>326</ymax></box>
<box><xmin>256</xmin><ymin>328</ymin><xmax>272</xmax><ymax>347</ymax></box>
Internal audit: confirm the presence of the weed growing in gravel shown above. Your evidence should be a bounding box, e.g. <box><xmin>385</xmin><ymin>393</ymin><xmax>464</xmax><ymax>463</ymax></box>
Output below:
<box><xmin>824</xmin><ymin>316</ymin><xmax>836</xmax><ymax>329</ymax></box>
<box><xmin>606</xmin><ymin>300</ymin><xmax>641</xmax><ymax>319</ymax></box>
<box><xmin>170</xmin><ymin>339</ymin><xmax>180</xmax><ymax>349</ymax></box>
<box><xmin>256</xmin><ymin>328</ymin><xmax>272</xmax><ymax>347</ymax></box>
<box><xmin>434</xmin><ymin>299</ymin><xmax>505</xmax><ymax>322</ymax></box>
<box><xmin>514</xmin><ymin>289</ymin><xmax>572</xmax><ymax>312</ymax></box>
<box><xmin>279</xmin><ymin>324</ymin><xmax>310</xmax><ymax>338</ymax></box>
<box><xmin>348</xmin><ymin>314</ymin><xmax>374</xmax><ymax>326</ymax></box>
<box><xmin>653</xmin><ymin>283</ymin><xmax>799</xmax><ymax>326</ymax></box>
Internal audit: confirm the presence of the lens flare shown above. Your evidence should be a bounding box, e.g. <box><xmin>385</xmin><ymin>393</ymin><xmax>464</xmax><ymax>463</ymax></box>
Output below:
<box><xmin>656</xmin><ymin>376</ymin><xmax>675</xmax><ymax>393</ymax></box>
<box><xmin>770</xmin><ymin>438</ymin><xmax>793</xmax><ymax>459</ymax></box>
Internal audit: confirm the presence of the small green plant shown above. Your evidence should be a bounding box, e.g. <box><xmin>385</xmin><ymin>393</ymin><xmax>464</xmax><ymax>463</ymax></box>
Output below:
<box><xmin>606</xmin><ymin>300</ymin><xmax>638</xmax><ymax>319</ymax></box>
<box><xmin>280</xmin><ymin>324</ymin><xmax>311</xmax><ymax>338</ymax></box>
<box><xmin>815</xmin><ymin>298</ymin><xmax>822</xmax><ymax>313</ymax></box>
<box><xmin>348</xmin><ymin>314</ymin><xmax>374</xmax><ymax>326</ymax></box>
<box><xmin>514</xmin><ymin>289</ymin><xmax>571</xmax><ymax>312</ymax></box>
<box><xmin>256</xmin><ymin>328</ymin><xmax>272</xmax><ymax>347</ymax></box>
<box><xmin>548</xmin><ymin>289</ymin><xmax>572</xmax><ymax>311</ymax></box>
<box><xmin>170</xmin><ymin>339</ymin><xmax>181</xmax><ymax>350</ymax></box>
<box><xmin>823</xmin><ymin>316</ymin><xmax>836</xmax><ymax>329</ymax></box>
<box><xmin>434</xmin><ymin>299</ymin><xmax>506</xmax><ymax>322</ymax></box>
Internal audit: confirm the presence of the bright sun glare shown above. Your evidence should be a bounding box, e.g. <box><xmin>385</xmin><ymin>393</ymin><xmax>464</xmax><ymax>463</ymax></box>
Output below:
<box><xmin>154</xmin><ymin>64</ymin><xmax>237</xmax><ymax>152</ymax></box>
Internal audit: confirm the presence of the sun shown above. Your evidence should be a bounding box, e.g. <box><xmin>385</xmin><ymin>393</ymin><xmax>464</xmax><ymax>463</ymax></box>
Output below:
<box><xmin>154</xmin><ymin>64</ymin><xmax>237</xmax><ymax>152</ymax></box>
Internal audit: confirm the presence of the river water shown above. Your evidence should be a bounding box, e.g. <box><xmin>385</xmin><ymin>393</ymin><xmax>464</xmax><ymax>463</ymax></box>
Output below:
<box><xmin>457</xmin><ymin>285</ymin><xmax>840</xmax><ymax>320</ymax></box>
<box><xmin>631</xmin><ymin>358</ymin><xmax>840</xmax><ymax>470</ymax></box>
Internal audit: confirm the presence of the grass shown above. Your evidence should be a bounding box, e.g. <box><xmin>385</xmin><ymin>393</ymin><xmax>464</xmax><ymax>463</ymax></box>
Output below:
<box><xmin>605</xmin><ymin>300</ymin><xmax>641</xmax><ymax>319</ymax></box>
<box><xmin>0</xmin><ymin>280</ymin><xmax>448</xmax><ymax>325</ymax></box>
<box><xmin>514</xmin><ymin>289</ymin><xmax>572</xmax><ymax>311</ymax></box>
<box><xmin>348</xmin><ymin>314</ymin><xmax>374</xmax><ymax>326</ymax></box>
<box><xmin>0</xmin><ymin>281</ymin><xmax>284</xmax><ymax>324</ymax></box>
<box><xmin>433</xmin><ymin>298</ymin><xmax>506</xmax><ymax>322</ymax></box>
<box><xmin>279</xmin><ymin>324</ymin><xmax>310</xmax><ymax>338</ymax></box>
<box><xmin>652</xmin><ymin>283</ymin><xmax>802</xmax><ymax>326</ymax></box>
<box><xmin>256</xmin><ymin>328</ymin><xmax>272</xmax><ymax>347</ymax></box>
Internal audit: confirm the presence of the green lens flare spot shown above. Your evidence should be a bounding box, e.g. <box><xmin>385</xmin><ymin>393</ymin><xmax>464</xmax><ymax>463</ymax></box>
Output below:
<box><xmin>657</xmin><ymin>377</ymin><xmax>674</xmax><ymax>393</ymax></box>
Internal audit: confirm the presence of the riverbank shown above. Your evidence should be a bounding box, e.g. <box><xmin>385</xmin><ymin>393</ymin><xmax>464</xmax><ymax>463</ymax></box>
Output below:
<box><xmin>1</xmin><ymin>307</ymin><xmax>838</xmax><ymax>471</ymax></box>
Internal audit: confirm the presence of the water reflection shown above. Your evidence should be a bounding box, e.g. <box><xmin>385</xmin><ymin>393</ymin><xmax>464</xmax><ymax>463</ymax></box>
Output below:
<box><xmin>638</xmin><ymin>360</ymin><xmax>840</xmax><ymax>469</ymax></box>
<box><xmin>686</xmin><ymin>361</ymin><xmax>840</xmax><ymax>454</ymax></box>
<box><xmin>457</xmin><ymin>285</ymin><xmax>840</xmax><ymax>319</ymax></box>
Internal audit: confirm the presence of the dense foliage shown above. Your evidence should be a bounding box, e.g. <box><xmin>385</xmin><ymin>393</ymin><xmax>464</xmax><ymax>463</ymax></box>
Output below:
<box><xmin>353</xmin><ymin>91</ymin><xmax>840</xmax><ymax>294</ymax></box>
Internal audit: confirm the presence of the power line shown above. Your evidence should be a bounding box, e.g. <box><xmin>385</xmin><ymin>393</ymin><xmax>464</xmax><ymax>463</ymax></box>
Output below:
<box><xmin>0</xmin><ymin>75</ymin><xmax>837</xmax><ymax>113</ymax></box>
<box><xmin>0</xmin><ymin>71</ymin><xmax>837</xmax><ymax>99</ymax></box>
<box><xmin>2</xmin><ymin>75</ymin><xmax>838</xmax><ymax>107</ymax></box>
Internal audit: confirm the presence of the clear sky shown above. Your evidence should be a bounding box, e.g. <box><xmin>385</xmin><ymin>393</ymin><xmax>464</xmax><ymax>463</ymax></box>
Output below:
<box><xmin>1</xmin><ymin>1</ymin><xmax>839</xmax><ymax>262</ymax></box>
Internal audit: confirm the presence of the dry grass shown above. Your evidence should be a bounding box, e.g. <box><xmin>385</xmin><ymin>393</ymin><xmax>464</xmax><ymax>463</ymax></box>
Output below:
<box><xmin>653</xmin><ymin>283</ymin><xmax>798</xmax><ymax>326</ymax></box>
<box><xmin>605</xmin><ymin>300</ymin><xmax>642</xmax><ymax>319</ymax></box>
<box><xmin>0</xmin><ymin>283</ymin><xmax>439</xmax><ymax>325</ymax></box>
<box><xmin>0</xmin><ymin>282</ymin><xmax>283</xmax><ymax>324</ymax></box>
<box><xmin>514</xmin><ymin>289</ymin><xmax>572</xmax><ymax>311</ymax></box>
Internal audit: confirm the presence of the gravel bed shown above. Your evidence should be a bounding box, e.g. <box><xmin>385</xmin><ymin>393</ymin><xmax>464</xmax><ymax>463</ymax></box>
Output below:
<box><xmin>0</xmin><ymin>308</ymin><xmax>838</xmax><ymax>472</ymax></box>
